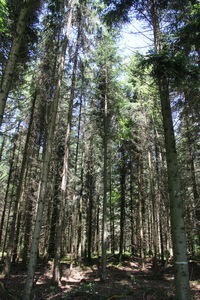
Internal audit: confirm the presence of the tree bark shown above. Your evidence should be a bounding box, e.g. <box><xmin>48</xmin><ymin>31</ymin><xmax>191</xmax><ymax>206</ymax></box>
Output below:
<box><xmin>119</xmin><ymin>146</ymin><xmax>126</xmax><ymax>261</ymax></box>
<box><xmin>151</xmin><ymin>1</ymin><xmax>190</xmax><ymax>297</ymax></box>
<box><xmin>130</xmin><ymin>159</ymin><xmax>135</xmax><ymax>256</ymax></box>
<box><xmin>0</xmin><ymin>136</ymin><xmax>17</xmax><ymax>247</ymax></box>
<box><xmin>0</xmin><ymin>1</ymin><xmax>34</xmax><ymax>127</ymax></box>
<box><xmin>53</xmin><ymin>10</ymin><xmax>81</xmax><ymax>281</ymax></box>
<box><xmin>86</xmin><ymin>142</ymin><xmax>94</xmax><ymax>261</ymax></box>
<box><xmin>0</xmin><ymin>135</ymin><xmax>6</xmax><ymax>162</ymax></box>
<box><xmin>23</xmin><ymin>1</ymin><xmax>74</xmax><ymax>297</ymax></box>
<box><xmin>4</xmin><ymin>92</ymin><xmax>37</xmax><ymax>275</ymax></box>
<box><xmin>138</xmin><ymin>157</ymin><xmax>145</xmax><ymax>269</ymax></box>
<box><xmin>158</xmin><ymin>77</ymin><xmax>190</xmax><ymax>299</ymax></box>
<box><xmin>101</xmin><ymin>66</ymin><xmax>108</xmax><ymax>281</ymax></box>
<box><xmin>109</xmin><ymin>164</ymin><xmax>115</xmax><ymax>255</ymax></box>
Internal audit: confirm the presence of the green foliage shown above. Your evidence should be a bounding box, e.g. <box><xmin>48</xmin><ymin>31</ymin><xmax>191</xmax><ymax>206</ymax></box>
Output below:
<box><xmin>140</xmin><ymin>49</ymin><xmax>200</xmax><ymax>87</ymax></box>
<box><xmin>79</xmin><ymin>282</ymin><xmax>95</xmax><ymax>294</ymax></box>
<box><xmin>93</xmin><ymin>28</ymin><xmax>123</xmax><ymax>140</ymax></box>
<box><xmin>103</xmin><ymin>0</ymin><xmax>134</xmax><ymax>26</ymax></box>
<box><xmin>111</xmin><ymin>189</ymin><xmax>120</xmax><ymax>204</ymax></box>
<box><xmin>176</xmin><ymin>3</ymin><xmax>200</xmax><ymax>51</ymax></box>
<box><xmin>0</xmin><ymin>0</ymin><xmax>8</xmax><ymax>32</ymax></box>
<box><xmin>118</xmin><ymin>116</ymin><xmax>133</xmax><ymax>141</ymax></box>
<box><xmin>144</xmin><ymin>50</ymin><xmax>186</xmax><ymax>77</ymax></box>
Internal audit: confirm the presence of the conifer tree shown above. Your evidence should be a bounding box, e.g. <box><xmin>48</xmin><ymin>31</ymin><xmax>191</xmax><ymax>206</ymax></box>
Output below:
<box><xmin>0</xmin><ymin>0</ymin><xmax>41</xmax><ymax>128</ymax></box>
<box><xmin>23</xmin><ymin>1</ymin><xmax>76</xmax><ymax>298</ymax></box>
<box><xmin>103</xmin><ymin>1</ymin><xmax>191</xmax><ymax>298</ymax></box>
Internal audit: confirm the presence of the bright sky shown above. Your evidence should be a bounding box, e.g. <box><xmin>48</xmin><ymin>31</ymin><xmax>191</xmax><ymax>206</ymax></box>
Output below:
<box><xmin>118</xmin><ymin>18</ymin><xmax>154</xmax><ymax>58</ymax></box>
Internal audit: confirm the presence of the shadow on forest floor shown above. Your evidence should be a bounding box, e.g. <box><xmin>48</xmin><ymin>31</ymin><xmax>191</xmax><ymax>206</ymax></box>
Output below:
<box><xmin>0</xmin><ymin>258</ymin><xmax>200</xmax><ymax>299</ymax></box>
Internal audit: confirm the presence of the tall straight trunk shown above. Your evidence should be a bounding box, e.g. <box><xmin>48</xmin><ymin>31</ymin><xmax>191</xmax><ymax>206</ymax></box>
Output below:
<box><xmin>130</xmin><ymin>160</ymin><xmax>135</xmax><ymax>255</ymax></box>
<box><xmin>148</xmin><ymin>151</ymin><xmax>158</xmax><ymax>262</ymax></box>
<box><xmin>24</xmin><ymin>99</ymin><xmax>58</xmax><ymax>299</ymax></box>
<box><xmin>12</xmin><ymin>210</ymin><xmax>22</xmax><ymax>263</ymax></box>
<box><xmin>60</xmin><ymin>15</ymin><xmax>81</xmax><ymax>192</ymax></box>
<box><xmin>3</xmin><ymin>122</ymin><xmax>22</xmax><ymax>272</ymax></box>
<box><xmin>52</xmin><ymin>189</ymin><xmax>64</xmax><ymax>283</ymax></box>
<box><xmin>119</xmin><ymin>147</ymin><xmax>126</xmax><ymax>260</ymax></box>
<box><xmin>75</xmin><ymin>74</ymin><xmax>85</xmax><ymax>259</ymax></box>
<box><xmin>109</xmin><ymin>164</ymin><xmax>115</xmax><ymax>254</ymax></box>
<box><xmin>150</xmin><ymin>2</ymin><xmax>190</xmax><ymax>298</ymax></box>
<box><xmin>74</xmin><ymin>66</ymin><xmax>84</xmax><ymax>176</ymax></box>
<box><xmin>53</xmin><ymin>11</ymin><xmax>80</xmax><ymax>282</ymax></box>
<box><xmin>154</xmin><ymin>126</ymin><xmax>164</xmax><ymax>262</ymax></box>
<box><xmin>86</xmin><ymin>143</ymin><xmax>94</xmax><ymax>261</ymax></box>
<box><xmin>47</xmin><ymin>147</ymin><xmax>63</xmax><ymax>259</ymax></box>
<box><xmin>0</xmin><ymin>136</ymin><xmax>17</xmax><ymax>247</ymax></box>
<box><xmin>0</xmin><ymin>1</ymin><xmax>37</xmax><ymax>127</ymax></box>
<box><xmin>96</xmin><ymin>196</ymin><xmax>100</xmax><ymax>257</ymax></box>
<box><xmin>0</xmin><ymin>135</ymin><xmax>6</xmax><ymax>162</ymax></box>
<box><xmin>77</xmin><ymin>152</ymin><xmax>84</xmax><ymax>258</ymax></box>
<box><xmin>23</xmin><ymin>2</ymin><xmax>74</xmax><ymax>298</ymax></box>
<box><xmin>47</xmin><ymin>133</ymin><xmax>65</xmax><ymax>261</ymax></box>
<box><xmin>138</xmin><ymin>158</ymin><xmax>144</xmax><ymax>268</ymax></box>
<box><xmin>1</xmin><ymin>131</ymin><xmax>22</xmax><ymax>260</ymax></box>
<box><xmin>1</xmin><ymin>186</ymin><xmax>15</xmax><ymax>261</ymax></box>
<box><xmin>158</xmin><ymin>77</ymin><xmax>190</xmax><ymax>299</ymax></box>
<box><xmin>4</xmin><ymin>92</ymin><xmax>37</xmax><ymax>276</ymax></box>
<box><xmin>22</xmin><ymin>179</ymin><xmax>35</xmax><ymax>265</ymax></box>
<box><xmin>71</xmin><ymin>68</ymin><xmax>85</xmax><ymax>261</ymax></box>
<box><xmin>184</xmin><ymin>103</ymin><xmax>199</xmax><ymax>224</ymax></box>
<box><xmin>102</xmin><ymin>68</ymin><xmax>108</xmax><ymax>281</ymax></box>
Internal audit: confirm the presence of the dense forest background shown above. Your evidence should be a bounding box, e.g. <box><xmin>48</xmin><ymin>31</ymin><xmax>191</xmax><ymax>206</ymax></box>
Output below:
<box><xmin>0</xmin><ymin>0</ymin><xmax>200</xmax><ymax>299</ymax></box>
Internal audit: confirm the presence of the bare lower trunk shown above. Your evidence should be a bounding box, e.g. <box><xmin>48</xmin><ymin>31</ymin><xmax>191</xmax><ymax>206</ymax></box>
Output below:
<box><xmin>4</xmin><ymin>93</ymin><xmax>36</xmax><ymax>275</ymax></box>
<box><xmin>86</xmin><ymin>144</ymin><xmax>94</xmax><ymax>261</ymax></box>
<box><xmin>101</xmin><ymin>65</ymin><xmax>108</xmax><ymax>281</ymax></box>
<box><xmin>0</xmin><ymin>139</ymin><xmax>17</xmax><ymax>247</ymax></box>
<box><xmin>53</xmin><ymin>9</ymin><xmax>80</xmax><ymax>280</ymax></box>
<box><xmin>119</xmin><ymin>147</ymin><xmax>126</xmax><ymax>261</ymax></box>
<box><xmin>158</xmin><ymin>78</ymin><xmax>190</xmax><ymax>299</ymax></box>
<box><xmin>23</xmin><ymin>2</ymin><xmax>74</xmax><ymax>296</ymax></box>
<box><xmin>150</xmin><ymin>1</ymin><xmax>190</xmax><ymax>297</ymax></box>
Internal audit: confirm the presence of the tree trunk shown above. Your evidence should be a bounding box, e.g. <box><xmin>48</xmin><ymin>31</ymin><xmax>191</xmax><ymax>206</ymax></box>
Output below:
<box><xmin>148</xmin><ymin>151</ymin><xmax>158</xmax><ymax>264</ymax></box>
<box><xmin>23</xmin><ymin>1</ymin><xmax>74</xmax><ymax>297</ymax></box>
<box><xmin>4</xmin><ymin>92</ymin><xmax>37</xmax><ymax>275</ymax></box>
<box><xmin>3</xmin><ymin>123</ymin><xmax>22</xmax><ymax>275</ymax></box>
<box><xmin>0</xmin><ymin>135</ymin><xmax>6</xmax><ymax>162</ymax></box>
<box><xmin>151</xmin><ymin>1</ymin><xmax>190</xmax><ymax>297</ymax></box>
<box><xmin>12</xmin><ymin>210</ymin><xmax>22</xmax><ymax>263</ymax></box>
<box><xmin>0</xmin><ymin>136</ymin><xmax>17</xmax><ymax>247</ymax></box>
<box><xmin>0</xmin><ymin>1</ymin><xmax>34</xmax><ymax>127</ymax></box>
<box><xmin>47</xmin><ymin>146</ymin><xmax>63</xmax><ymax>260</ymax></box>
<box><xmin>53</xmin><ymin>9</ymin><xmax>80</xmax><ymax>281</ymax></box>
<box><xmin>101</xmin><ymin>67</ymin><xmax>108</xmax><ymax>281</ymax></box>
<box><xmin>158</xmin><ymin>77</ymin><xmax>190</xmax><ymax>299</ymax></box>
<box><xmin>22</xmin><ymin>183</ymin><xmax>35</xmax><ymax>265</ymax></box>
<box><xmin>109</xmin><ymin>164</ymin><xmax>115</xmax><ymax>255</ymax></box>
<box><xmin>130</xmin><ymin>160</ymin><xmax>135</xmax><ymax>256</ymax></box>
<box><xmin>138</xmin><ymin>158</ymin><xmax>144</xmax><ymax>269</ymax></box>
<box><xmin>77</xmin><ymin>152</ymin><xmax>84</xmax><ymax>258</ymax></box>
<box><xmin>86</xmin><ymin>142</ymin><xmax>94</xmax><ymax>261</ymax></box>
<box><xmin>119</xmin><ymin>146</ymin><xmax>126</xmax><ymax>261</ymax></box>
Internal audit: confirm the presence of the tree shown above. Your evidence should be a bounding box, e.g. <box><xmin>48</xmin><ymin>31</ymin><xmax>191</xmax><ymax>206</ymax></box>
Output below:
<box><xmin>0</xmin><ymin>0</ymin><xmax>41</xmax><ymax>128</ymax></box>
<box><xmin>103</xmin><ymin>1</ymin><xmax>191</xmax><ymax>298</ymax></box>
<box><xmin>94</xmin><ymin>30</ymin><xmax>122</xmax><ymax>278</ymax></box>
<box><xmin>23</xmin><ymin>0</ymin><xmax>76</xmax><ymax>298</ymax></box>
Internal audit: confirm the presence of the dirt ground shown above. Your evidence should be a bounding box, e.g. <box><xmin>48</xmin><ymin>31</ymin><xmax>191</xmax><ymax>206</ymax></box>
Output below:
<box><xmin>0</xmin><ymin>258</ymin><xmax>200</xmax><ymax>299</ymax></box>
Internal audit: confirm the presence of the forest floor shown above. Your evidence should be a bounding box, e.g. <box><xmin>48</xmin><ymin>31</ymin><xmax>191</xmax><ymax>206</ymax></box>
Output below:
<box><xmin>0</xmin><ymin>256</ymin><xmax>200</xmax><ymax>299</ymax></box>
